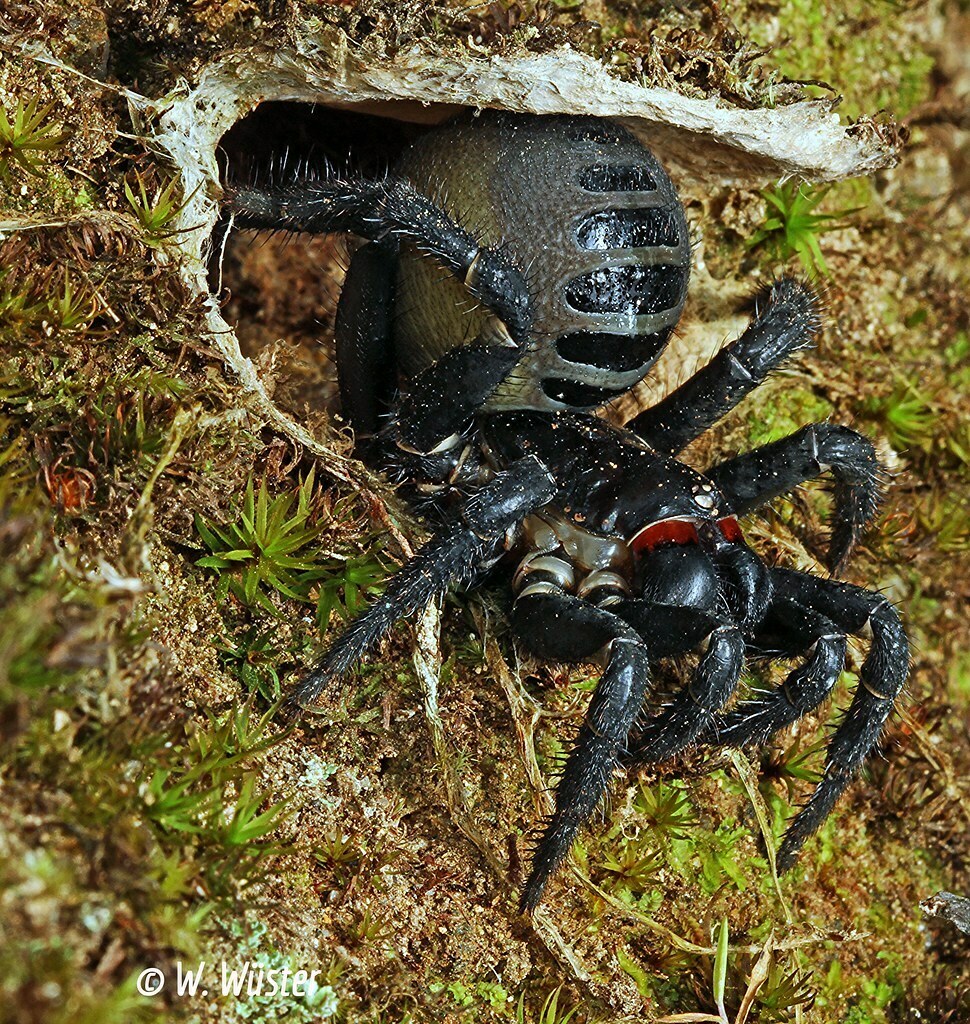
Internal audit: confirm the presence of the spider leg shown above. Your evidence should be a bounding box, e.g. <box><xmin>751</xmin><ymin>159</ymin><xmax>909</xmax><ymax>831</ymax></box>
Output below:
<box><xmin>394</xmin><ymin>344</ymin><xmax>522</xmax><ymax>455</ymax></box>
<box><xmin>336</xmin><ymin>242</ymin><xmax>521</xmax><ymax>455</ymax></box>
<box><xmin>512</xmin><ymin>592</ymin><xmax>651</xmax><ymax>912</ymax></box>
<box><xmin>623</xmin><ymin>617</ymin><xmax>746</xmax><ymax>766</ymax></box>
<box><xmin>606</xmin><ymin>545</ymin><xmax>746</xmax><ymax>763</ymax></box>
<box><xmin>626</xmin><ymin>277</ymin><xmax>821</xmax><ymax>455</ymax></box>
<box><xmin>712</xmin><ymin>568</ymin><xmax>907</xmax><ymax>869</ymax></box>
<box><xmin>701</xmin><ymin>596</ymin><xmax>847</xmax><ymax>749</ymax></box>
<box><xmin>292</xmin><ymin>456</ymin><xmax>556</xmax><ymax>711</ymax></box>
<box><xmin>226</xmin><ymin>174</ymin><xmax>532</xmax><ymax>342</ymax></box>
<box><xmin>772</xmin><ymin>570</ymin><xmax>907</xmax><ymax>869</ymax></box>
<box><xmin>709</xmin><ymin>532</ymin><xmax>774</xmax><ymax>629</ymax></box>
<box><xmin>706</xmin><ymin>424</ymin><xmax>883</xmax><ymax>572</ymax></box>
<box><xmin>334</xmin><ymin>241</ymin><xmax>398</xmax><ymax>443</ymax></box>
<box><xmin>228</xmin><ymin>174</ymin><xmax>532</xmax><ymax>451</ymax></box>
<box><xmin>335</xmin><ymin>241</ymin><xmax>521</xmax><ymax>457</ymax></box>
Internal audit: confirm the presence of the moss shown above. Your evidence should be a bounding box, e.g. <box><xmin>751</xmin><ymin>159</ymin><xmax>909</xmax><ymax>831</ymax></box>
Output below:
<box><xmin>745</xmin><ymin>384</ymin><xmax>834</xmax><ymax>447</ymax></box>
<box><xmin>216</xmin><ymin>915</ymin><xmax>340</xmax><ymax>1023</ymax></box>
<box><xmin>745</xmin><ymin>0</ymin><xmax>936</xmax><ymax>120</ymax></box>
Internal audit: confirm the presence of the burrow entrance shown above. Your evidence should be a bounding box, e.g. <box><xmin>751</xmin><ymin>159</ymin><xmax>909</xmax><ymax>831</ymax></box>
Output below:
<box><xmin>213</xmin><ymin>100</ymin><xmax>462</xmax><ymax>422</ymax></box>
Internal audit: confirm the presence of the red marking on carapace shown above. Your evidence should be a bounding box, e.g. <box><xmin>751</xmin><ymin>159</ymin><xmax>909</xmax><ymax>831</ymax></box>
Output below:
<box><xmin>717</xmin><ymin>516</ymin><xmax>743</xmax><ymax>543</ymax></box>
<box><xmin>631</xmin><ymin>519</ymin><xmax>699</xmax><ymax>555</ymax></box>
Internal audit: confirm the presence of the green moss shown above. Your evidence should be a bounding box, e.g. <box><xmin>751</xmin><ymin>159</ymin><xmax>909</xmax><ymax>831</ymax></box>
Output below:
<box><xmin>746</xmin><ymin>0</ymin><xmax>935</xmax><ymax>119</ymax></box>
<box><xmin>819</xmin><ymin>952</ymin><xmax>905</xmax><ymax>1024</ymax></box>
<box><xmin>746</xmin><ymin>384</ymin><xmax>834</xmax><ymax>447</ymax></box>
<box><xmin>0</xmin><ymin>96</ymin><xmax>70</xmax><ymax>180</ymax></box>
<box><xmin>748</xmin><ymin>179</ymin><xmax>863</xmax><ymax>276</ymax></box>
<box><xmin>1</xmin><ymin>3</ymin><xmax>967</xmax><ymax>1021</ymax></box>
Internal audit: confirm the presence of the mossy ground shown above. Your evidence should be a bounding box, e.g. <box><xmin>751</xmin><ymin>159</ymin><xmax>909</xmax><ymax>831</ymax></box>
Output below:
<box><xmin>1</xmin><ymin>2</ymin><xmax>968</xmax><ymax>1022</ymax></box>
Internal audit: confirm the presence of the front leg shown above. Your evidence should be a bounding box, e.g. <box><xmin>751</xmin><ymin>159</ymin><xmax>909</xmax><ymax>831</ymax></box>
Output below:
<box><xmin>626</xmin><ymin>278</ymin><xmax>821</xmax><ymax>454</ymax></box>
<box><xmin>614</xmin><ymin>546</ymin><xmax>746</xmax><ymax>767</ymax></box>
<box><xmin>293</xmin><ymin>456</ymin><xmax>556</xmax><ymax>710</ymax></box>
<box><xmin>621</xmin><ymin>617</ymin><xmax>745</xmax><ymax>766</ymax></box>
<box><xmin>512</xmin><ymin>592</ymin><xmax>652</xmax><ymax>912</ymax></box>
<box><xmin>706</xmin><ymin>423</ymin><xmax>883</xmax><ymax>572</ymax></box>
<box><xmin>761</xmin><ymin>569</ymin><xmax>908</xmax><ymax>871</ymax></box>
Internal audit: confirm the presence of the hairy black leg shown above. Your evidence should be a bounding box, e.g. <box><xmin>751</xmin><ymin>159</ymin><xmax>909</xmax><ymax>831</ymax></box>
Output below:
<box><xmin>765</xmin><ymin>569</ymin><xmax>908</xmax><ymax>869</ymax></box>
<box><xmin>226</xmin><ymin>174</ymin><xmax>532</xmax><ymax>342</ymax></box>
<box><xmin>626</xmin><ymin>277</ymin><xmax>821</xmax><ymax>454</ymax></box>
<box><xmin>611</xmin><ymin>544</ymin><xmax>745</xmax><ymax>763</ymax></box>
<box><xmin>613</xmin><ymin>602</ymin><xmax>718</xmax><ymax>660</ymax></box>
<box><xmin>395</xmin><ymin>345</ymin><xmax>522</xmax><ymax>455</ymax></box>
<box><xmin>512</xmin><ymin>593</ymin><xmax>651</xmax><ymax>912</ymax></box>
<box><xmin>706</xmin><ymin>424</ymin><xmax>883</xmax><ymax>572</ymax></box>
<box><xmin>625</xmin><ymin>620</ymin><xmax>745</xmax><ymax>766</ymax></box>
<box><xmin>709</xmin><ymin>531</ymin><xmax>773</xmax><ymax>630</ymax></box>
<box><xmin>292</xmin><ymin>456</ymin><xmax>556</xmax><ymax>711</ymax></box>
<box><xmin>702</xmin><ymin>597</ymin><xmax>847</xmax><ymax>748</ymax></box>
<box><xmin>334</xmin><ymin>241</ymin><xmax>398</xmax><ymax>442</ymax></box>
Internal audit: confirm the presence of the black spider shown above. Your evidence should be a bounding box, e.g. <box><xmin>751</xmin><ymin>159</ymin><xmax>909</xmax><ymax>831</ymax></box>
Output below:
<box><xmin>223</xmin><ymin>110</ymin><xmax>908</xmax><ymax>911</ymax></box>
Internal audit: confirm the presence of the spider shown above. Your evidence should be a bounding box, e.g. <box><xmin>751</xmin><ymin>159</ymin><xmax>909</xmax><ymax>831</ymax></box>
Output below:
<box><xmin>224</xmin><ymin>110</ymin><xmax>908</xmax><ymax>911</ymax></box>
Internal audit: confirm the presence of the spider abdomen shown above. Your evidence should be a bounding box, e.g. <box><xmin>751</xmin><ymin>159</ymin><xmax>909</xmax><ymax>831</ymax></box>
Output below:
<box><xmin>392</xmin><ymin>111</ymin><xmax>691</xmax><ymax>412</ymax></box>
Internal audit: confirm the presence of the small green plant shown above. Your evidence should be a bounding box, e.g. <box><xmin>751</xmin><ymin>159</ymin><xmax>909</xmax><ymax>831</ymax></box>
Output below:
<box><xmin>196</xmin><ymin>471</ymin><xmax>389</xmax><ymax>622</ymax></box>
<box><xmin>195</xmin><ymin>470</ymin><xmax>328</xmax><ymax>614</ymax></box>
<box><xmin>215</xmin><ymin>626</ymin><xmax>287</xmax><ymax>701</ymax></box>
<box><xmin>917</xmin><ymin>492</ymin><xmax>970</xmax><ymax>553</ymax></box>
<box><xmin>756</xmin><ymin>962</ymin><xmax>816</xmax><ymax>1022</ymax></box>
<box><xmin>599</xmin><ymin>845</ymin><xmax>663</xmax><ymax>895</ymax></box>
<box><xmin>0</xmin><ymin>268</ymin><xmax>44</xmax><ymax>331</ymax></box>
<box><xmin>864</xmin><ymin>379</ymin><xmax>937</xmax><ymax>452</ymax></box>
<box><xmin>84</xmin><ymin>388</ymin><xmax>172</xmax><ymax>470</ymax></box>
<box><xmin>143</xmin><ymin>762</ymin><xmax>222</xmax><ymax>835</ymax></box>
<box><xmin>138</xmin><ymin>701</ymin><xmax>292</xmax><ymax>898</ymax></box>
<box><xmin>0</xmin><ymin>96</ymin><xmax>69</xmax><ymax>179</ymax></box>
<box><xmin>220</xmin><ymin>773</ymin><xmax>291</xmax><ymax>846</ymax></box>
<box><xmin>747</xmin><ymin>180</ymin><xmax>859</xmax><ymax>277</ymax></box>
<box><xmin>760</xmin><ymin>738</ymin><xmax>824</xmax><ymax>802</ymax></box>
<box><xmin>633</xmin><ymin>780</ymin><xmax>699</xmax><ymax>842</ymax></box>
<box><xmin>515</xmin><ymin>985</ymin><xmax>587</xmax><ymax>1024</ymax></box>
<box><xmin>430</xmin><ymin>978</ymin><xmax>513</xmax><ymax>1013</ymax></box>
<box><xmin>698</xmin><ymin>823</ymin><xmax>751</xmax><ymax>893</ymax></box>
<box><xmin>315</xmin><ymin>549</ymin><xmax>388</xmax><ymax>629</ymax></box>
<box><xmin>124</xmin><ymin>171</ymin><xmax>194</xmax><ymax>242</ymax></box>
<box><xmin>350</xmin><ymin>907</ymin><xmax>394</xmax><ymax>948</ymax></box>
<box><xmin>314</xmin><ymin>831</ymin><xmax>361</xmax><ymax>886</ymax></box>
<box><xmin>45</xmin><ymin>269</ymin><xmax>102</xmax><ymax>333</ymax></box>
